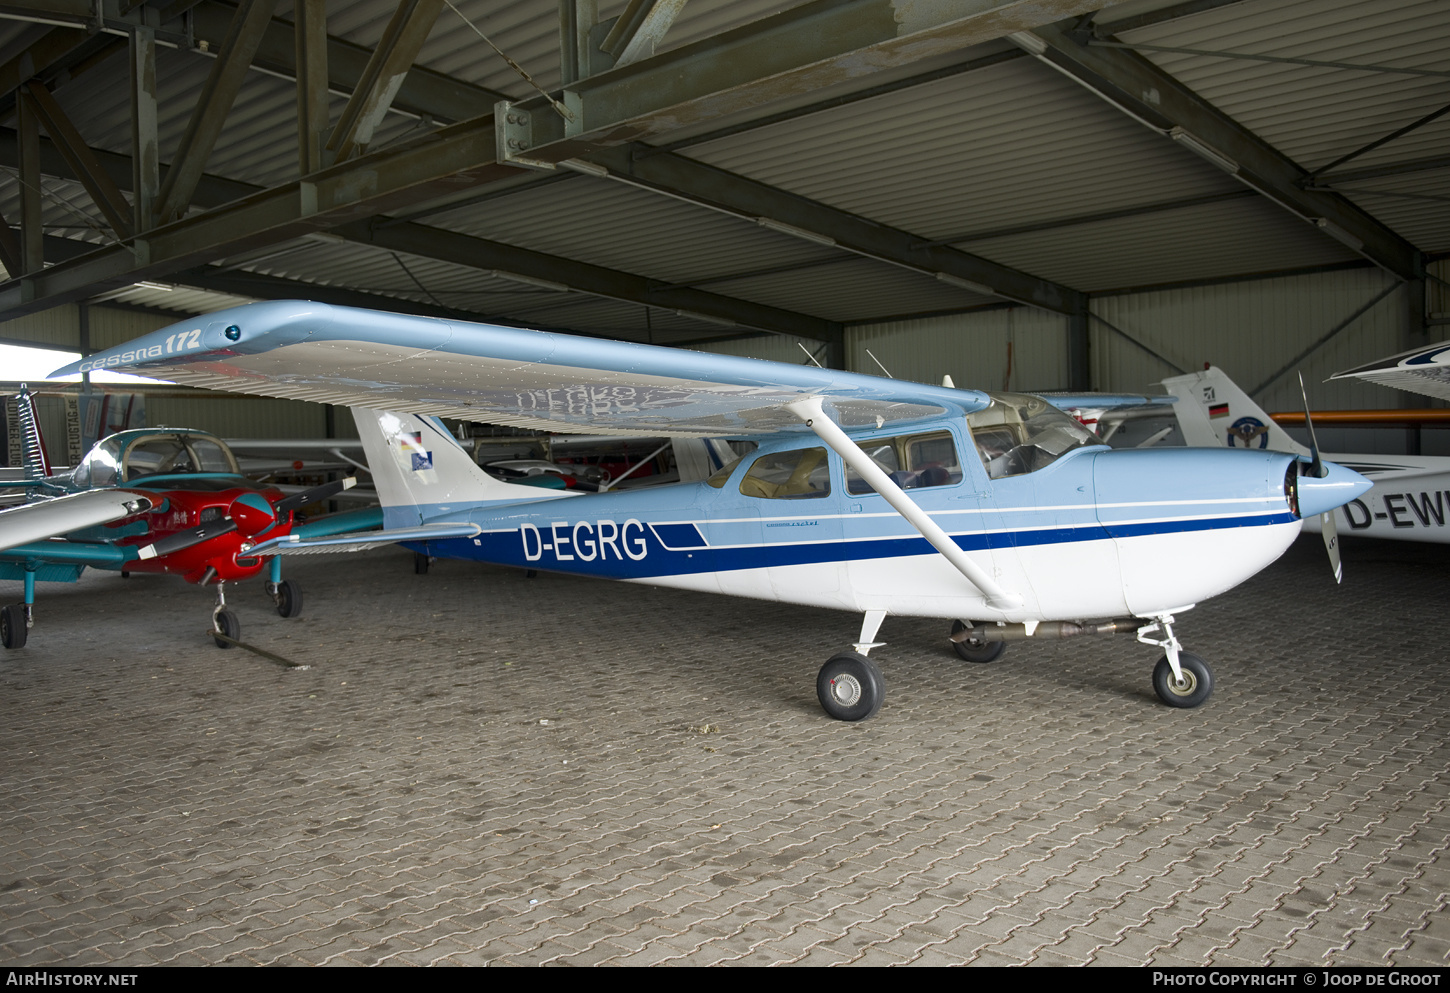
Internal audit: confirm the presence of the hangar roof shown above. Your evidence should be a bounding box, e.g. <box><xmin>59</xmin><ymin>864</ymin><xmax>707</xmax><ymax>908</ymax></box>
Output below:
<box><xmin>0</xmin><ymin>0</ymin><xmax>1440</xmax><ymax>349</ymax></box>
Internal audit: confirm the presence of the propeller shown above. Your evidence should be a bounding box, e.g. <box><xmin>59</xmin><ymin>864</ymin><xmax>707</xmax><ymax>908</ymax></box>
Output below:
<box><xmin>1298</xmin><ymin>373</ymin><xmax>1341</xmax><ymax>584</ymax></box>
<box><xmin>136</xmin><ymin>477</ymin><xmax>356</xmax><ymax>560</ymax></box>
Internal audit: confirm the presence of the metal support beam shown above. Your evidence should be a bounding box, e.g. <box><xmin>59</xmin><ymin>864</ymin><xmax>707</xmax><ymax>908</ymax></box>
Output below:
<box><xmin>22</xmin><ymin>82</ymin><xmax>133</xmax><ymax>239</ymax></box>
<box><xmin>0</xmin><ymin>2</ymin><xmax>94</xmax><ymax>27</ymax></box>
<box><xmin>130</xmin><ymin>24</ymin><xmax>158</xmax><ymax>230</ymax></box>
<box><xmin>599</xmin><ymin>0</ymin><xmax>687</xmax><ymax>68</ymax></box>
<box><xmin>16</xmin><ymin>88</ymin><xmax>42</xmax><ymax>275</ymax></box>
<box><xmin>0</xmin><ymin>123</ymin><xmax>836</xmax><ymax>341</ymax></box>
<box><xmin>294</xmin><ymin>0</ymin><xmax>328</xmax><ymax>175</ymax></box>
<box><xmin>558</xmin><ymin>0</ymin><xmax>594</xmax><ymax>87</ymax></box>
<box><xmin>0</xmin><ymin>25</ymin><xmax>119</xmax><ymax>125</ymax></box>
<box><xmin>579</xmin><ymin>145</ymin><xmax>1088</xmax><ymax>314</ymax></box>
<box><xmin>1068</xmin><ymin>309</ymin><xmax>1089</xmax><ymax>391</ymax></box>
<box><xmin>154</xmin><ymin>0</ymin><xmax>277</xmax><ymax>224</ymax></box>
<box><xmin>0</xmin><ymin>0</ymin><xmax>1103</xmax><ymax>318</ymax></box>
<box><xmin>340</xmin><ymin>218</ymin><xmax>841</xmax><ymax>344</ymax></box>
<box><xmin>326</xmin><ymin>0</ymin><xmax>442</xmax><ymax>162</ymax></box>
<box><xmin>187</xmin><ymin>0</ymin><xmax>504</xmax><ymax>122</ymax></box>
<box><xmin>1308</xmin><ymin>154</ymin><xmax>1450</xmax><ymax>187</ymax></box>
<box><xmin>1011</xmin><ymin>21</ymin><xmax>1423</xmax><ymax>281</ymax></box>
<box><xmin>511</xmin><ymin>0</ymin><xmax>1112</xmax><ymax>162</ymax></box>
<box><xmin>0</xmin><ymin>210</ymin><xmax>21</xmax><ymax>277</ymax></box>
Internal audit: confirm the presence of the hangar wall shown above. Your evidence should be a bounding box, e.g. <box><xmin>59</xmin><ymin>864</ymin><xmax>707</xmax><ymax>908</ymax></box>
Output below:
<box><xmin>700</xmin><ymin>268</ymin><xmax>1425</xmax><ymax>420</ymax></box>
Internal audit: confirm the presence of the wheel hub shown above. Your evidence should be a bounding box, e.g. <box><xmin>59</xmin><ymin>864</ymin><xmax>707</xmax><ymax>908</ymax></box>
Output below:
<box><xmin>1168</xmin><ymin>670</ymin><xmax>1198</xmax><ymax>695</ymax></box>
<box><xmin>830</xmin><ymin>674</ymin><xmax>862</xmax><ymax>707</ymax></box>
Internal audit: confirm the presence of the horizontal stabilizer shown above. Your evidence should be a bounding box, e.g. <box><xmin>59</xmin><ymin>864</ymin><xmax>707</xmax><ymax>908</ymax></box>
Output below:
<box><xmin>247</xmin><ymin>522</ymin><xmax>482</xmax><ymax>556</ymax></box>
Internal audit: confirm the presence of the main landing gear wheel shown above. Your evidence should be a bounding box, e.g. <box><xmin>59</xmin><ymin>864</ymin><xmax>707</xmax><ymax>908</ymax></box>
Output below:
<box><xmin>1</xmin><ymin>604</ymin><xmax>26</xmax><ymax>649</ymax></box>
<box><xmin>274</xmin><ymin>579</ymin><xmax>303</xmax><ymax>618</ymax></box>
<box><xmin>1152</xmin><ymin>652</ymin><xmax>1213</xmax><ymax>708</ymax></box>
<box><xmin>414</xmin><ymin>552</ymin><xmax>430</xmax><ymax>574</ymax></box>
<box><xmin>213</xmin><ymin>609</ymin><xmax>240</xmax><ymax>649</ymax></box>
<box><xmin>817</xmin><ymin>651</ymin><xmax>885</xmax><ymax>722</ymax></box>
<box><xmin>949</xmin><ymin>620</ymin><xmax>1007</xmax><ymax>663</ymax></box>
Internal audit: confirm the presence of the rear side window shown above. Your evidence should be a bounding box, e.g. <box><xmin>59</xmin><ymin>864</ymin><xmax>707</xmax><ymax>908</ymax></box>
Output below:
<box><xmin>740</xmin><ymin>448</ymin><xmax>831</xmax><ymax>500</ymax></box>
<box><xmin>845</xmin><ymin>431</ymin><xmax>962</xmax><ymax>495</ymax></box>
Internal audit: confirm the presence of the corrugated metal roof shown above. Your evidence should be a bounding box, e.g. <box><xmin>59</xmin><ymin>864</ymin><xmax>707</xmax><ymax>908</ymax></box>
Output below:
<box><xmin>1332</xmin><ymin>170</ymin><xmax>1450</xmax><ymax>254</ymax></box>
<box><xmin>1116</xmin><ymin>0</ymin><xmax>1450</xmax><ymax>173</ymax></box>
<box><xmin>961</xmin><ymin>195</ymin><xmax>1358</xmax><ymax>293</ymax></box>
<box><xmin>684</xmin><ymin>56</ymin><xmax>1243</xmax><ymax>243</ymax></box>
<box><xmin>0</xmin><ymin>0</ymin><xmax>1438</xmax><ymax>360</ymax></box>
<box><xmin>701</xmin><ymin>256</ymin><xmax>993</xmax><ymax>324</ymax></box>
<box><xmin>428</xmin><ymin>173</ymin><xmax>830</xmax><ymax>284</ymax></box>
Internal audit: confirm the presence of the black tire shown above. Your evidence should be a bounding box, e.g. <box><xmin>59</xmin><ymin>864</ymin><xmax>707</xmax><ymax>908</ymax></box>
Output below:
<box><xmin>817</xmin><ymin>651</ymin><xmax>886</xmax><ymax>722</ymax></box>
<box><xmin>1152</xmin><ymin>652</ymin><xmax>1213</xmax><ymax>708</ymax></box>
<box><xmin>414</xmin><ymin>551</ymin><xmax>430</xmax><ymax>574</ymax></box>
<box><xmin>213</xmin><ymin>609</ymin><xmax>240</xmax><ymax>649</ymax></box>
<box><xmin>949</xmin><ymin>620</ymin><xmax>1007</xmax><ymax>663</ymax></box>
<box><xmin>275</xmin><ymin>579</ymin><xmax>303</xmax><ymax>619</ymax></box>
<box><xmin>1</xmin><ymin>604</ymin><xmax>26</xmax><ymax>650</ymax></box>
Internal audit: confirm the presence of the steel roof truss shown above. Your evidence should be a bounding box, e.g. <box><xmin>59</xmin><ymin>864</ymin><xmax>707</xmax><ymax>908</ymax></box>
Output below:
<box><xmin>22</xmin><ymin>81</ymin><xmax>132</xmax><ymax>239</ymax></box>
<box><xmin>325</xmin><ymin>0</ymin><xmax>442</xmax><ymax>163</ymax></box>
<box><xmin>154</xmin><ymin>0</ymin><xmax>276</xmax><ymax>225</ymax></box>
<box><xmin>1011</xmin><ymin>21</ymin><xmax>1423</xmax><ymax>281</ymax></box>
<box><xmin>293</xmin><ymin>0</ymin><xmax>327</xmax><ymax>175</ymax></box>
<box><xmin>579</xmin><ymin>145</ymin><xmax>1088</xmax><ymax>316</ymax></box>
<box><xmin>599</xmin><ymin>0</ymin><xmax>688</xmax><ymax>68</ymax></box>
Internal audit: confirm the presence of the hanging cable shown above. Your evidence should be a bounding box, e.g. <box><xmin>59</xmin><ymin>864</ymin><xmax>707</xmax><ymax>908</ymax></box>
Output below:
<box><xmin>442</xmin><ymin>0</ymin><xmax>574</xmax><ymax>122</ymax></box>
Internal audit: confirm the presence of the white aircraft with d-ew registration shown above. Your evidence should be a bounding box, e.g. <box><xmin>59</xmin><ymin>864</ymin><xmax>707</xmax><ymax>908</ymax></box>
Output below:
<box><xmin>1163</xmin><ymin>366</ymin><xmax>1450</xmax><ymax>548</ymax></box>
<box><xmin>55</xmin><ymin>302</ymin><xmax>1371</xmax><ymax>721</ymax></box>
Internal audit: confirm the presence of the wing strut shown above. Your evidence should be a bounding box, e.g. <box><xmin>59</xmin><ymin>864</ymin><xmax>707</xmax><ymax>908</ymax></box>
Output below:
<box><xmin>786</xmin><ymin>397</ymin><xmax>1023</xmax><ymax>612</ymax></box>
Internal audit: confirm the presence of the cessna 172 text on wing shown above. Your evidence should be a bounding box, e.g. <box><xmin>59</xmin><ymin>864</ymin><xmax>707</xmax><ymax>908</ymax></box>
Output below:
<box><xmin>55</xmin><ymin>302</ymin><xmax>1370</xmax><ymax>721</ymax></box>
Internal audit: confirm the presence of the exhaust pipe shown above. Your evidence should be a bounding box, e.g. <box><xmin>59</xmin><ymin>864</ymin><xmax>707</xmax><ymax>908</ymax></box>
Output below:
<box><xmin>949</xmin><ymin>618</ymin><xmax>1139</xmax><ymax>644</ymax></box>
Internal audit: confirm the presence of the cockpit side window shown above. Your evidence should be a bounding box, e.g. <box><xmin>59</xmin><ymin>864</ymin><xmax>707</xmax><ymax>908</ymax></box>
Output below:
<box><xmin>187</xmin><ymin>437</ymin><xmax>238</xmax><ymax>473</ymax></box>
<box><xmin>740</xmin><ymin>447</ymin><xmax>831</xmax><ymax>499</ymax></box>
<box><xmin>845</xmin><ymin>431</ymin><xmax>962</xmax><ymax>495</ymax></box>
<box><xmin>966</xmin><ymin>393</ymin><xmax>1098</xmax><ymax>479</ymax></box>
<box><xmin>82</xmin><ymin>439</ymin><xmax>123</xmax><ymax>488</ymax></box>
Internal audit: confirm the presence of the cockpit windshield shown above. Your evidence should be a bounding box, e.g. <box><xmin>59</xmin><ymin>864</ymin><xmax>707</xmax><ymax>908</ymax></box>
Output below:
<box><xmin>966</xmin><ymin>392</ymin><xmax>1099</xmax><ymax>479</ymax></box>
<box><xmin>118</xmin><ymin>433</ymin><xmax>240</xmax><ymax>481</ymax></box>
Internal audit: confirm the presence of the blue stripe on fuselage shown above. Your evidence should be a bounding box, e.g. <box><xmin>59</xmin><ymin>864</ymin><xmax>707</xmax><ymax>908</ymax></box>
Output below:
<box><xmin>405</xmin><ymin>510</ymin><xmax>1297</xmax><ymax>581</ymax></box>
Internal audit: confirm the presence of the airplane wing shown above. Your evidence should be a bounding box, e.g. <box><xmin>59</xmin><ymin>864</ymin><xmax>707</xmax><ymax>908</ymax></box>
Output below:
<box><xmin>0</xmin><ymin>489</ymin><xmax>154</xmax><ymax>554</ymax></box>
<box><xmin>51</xmin><ymin>302</ymin><xmax>991</xmax><ymax>439</ymax></box>
<box><xmin>1330</xmin><ymin>342</ymin><xmax>1450</xmax><ymax>402</ymax></box>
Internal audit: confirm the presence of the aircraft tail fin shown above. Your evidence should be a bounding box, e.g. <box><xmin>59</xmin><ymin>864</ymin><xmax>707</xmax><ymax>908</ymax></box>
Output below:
<box><xmin>351</xmin><ymin>408</ymin><xmax>574</xmax><ymax>526</ymax></box>
<box><xmin>14</xmin><ymin>386</ymin><xmax>53</xmax><ymax>481</ymax></box>
<box><xmin>1159</xmin><ymin>366</ymin><xmax>1308</xmax><ymax>455</ymax></box>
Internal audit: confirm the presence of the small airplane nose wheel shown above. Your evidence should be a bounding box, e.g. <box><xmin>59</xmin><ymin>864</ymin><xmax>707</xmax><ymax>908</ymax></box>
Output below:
<box><xmin>816</xmin><ymin>651</ymin><xmax>885</xmax><ymax>722</ymax></box>
<box><xmin>1152</xmin><ymin>652</ymin><xmax>1213</xmax><ymax>708</ymax></box>
<box><xmin>212</xmin><ymin>608</ymin><xmax>240</xmax><ymax>649</ymax></box>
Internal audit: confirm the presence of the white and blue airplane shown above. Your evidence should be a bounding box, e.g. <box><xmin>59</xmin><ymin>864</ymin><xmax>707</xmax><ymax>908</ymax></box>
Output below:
<box><xmin>54</xmin><ymin>302</ymin><xmax>1371</xmax><ymax>721</ymax></box>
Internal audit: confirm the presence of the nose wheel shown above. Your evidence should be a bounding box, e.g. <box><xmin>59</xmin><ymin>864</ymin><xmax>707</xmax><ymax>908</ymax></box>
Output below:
<box><xmin>1152</xmin><ymin>652</ymin><xmax>1213</xmax><ymax>708</ymax></box>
